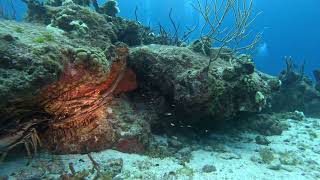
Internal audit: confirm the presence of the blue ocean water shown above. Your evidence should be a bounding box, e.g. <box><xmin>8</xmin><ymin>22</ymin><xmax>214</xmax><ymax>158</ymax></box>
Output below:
<box><xmin>121</xmin><ymin>0</ymin><xmax>320</xmax><ymax>78</ymax></box>
<box><xmin>1</xmin><ymin>1</ymin><xmax>320</xmax><ymax>179</ymax></box>
<box><xmin>3</xmin><ymin>0</ymin><xmax>320</xmax><ymax>77</ymax></box>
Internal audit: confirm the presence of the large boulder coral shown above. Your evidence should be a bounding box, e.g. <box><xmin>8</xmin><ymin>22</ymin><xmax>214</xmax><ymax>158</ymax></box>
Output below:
<box><xmin>128</xmin><ymin>45</ymin><xmax>278</xmax><ymax>126</ymax></box>
<box><xmin>0</xmin><ymin>20</ymin><xmax>151</xmax><ymax>154</ymax></box>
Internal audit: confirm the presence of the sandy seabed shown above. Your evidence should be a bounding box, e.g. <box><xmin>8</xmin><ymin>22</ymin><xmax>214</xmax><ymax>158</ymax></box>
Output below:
<box><xmin>1</xmin><ymin>117</ymin><xmax>319</xmax><ymax>180</ymax></box>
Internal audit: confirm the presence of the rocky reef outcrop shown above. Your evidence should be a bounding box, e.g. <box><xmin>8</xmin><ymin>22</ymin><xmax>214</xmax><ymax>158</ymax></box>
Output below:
<box><xmin>129</xmin><ymin>44</ymin><xmax>278</xmax><ymax>127</ymax></box>
<box><xmin>21</xmin><ymin>0</ymin><xmax>163</xmax><ymax>47</ymax></box>
<box><xmin>0</xmin><ymin>1</ymin><xmax>168</xmax><ymax>155</ymax></box>
<box><xmin>0</xmin><ymin>20</ymin><xmax>151</xmax><ymax>154</ymax></box>
<box><xmin>271</xmin><ymin>59</ymin><xmax>320</xmax><ymax>117</ymax></box>
<box><xmin>2</xmin><ymin>0</ymin><xmax>311</xmax><ymax>158</ymax></box>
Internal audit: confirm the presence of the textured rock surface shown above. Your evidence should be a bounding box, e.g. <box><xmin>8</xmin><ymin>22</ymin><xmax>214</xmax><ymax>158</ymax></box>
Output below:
<box><xmin>271</xmin><ymin>63</ymin><xmax>320</xmax><ymax>117</ymax></box>
<box><xmin>3</xmin><ymin>0</ymin><xmax>318</xmax><ymax>156</ymax></box>
<box><xmin>237</xmin><ymin>113</ymin><xmax>289</xmax><ymax>136</ymax></box>
<box><xmin>1</xmin><ymin>1</ymin><xmax>162</xmax><ymax>154</ymax></box>
<box><xmin>22</xmin><ymin>0</ymin><xmax>162</xmax><ymax>47</ymax></box>
<box><xmin>129</xmin><ymin>45</ymin><xmax>277</xmax><ymax>125</ymax></box>
<box><xmin>0</xmin><ymin>21</ymin><xmax>66</xmax><ymax>117</ymax></box>
<box><xmin>0</xmin><ymin>20</ymin><xmax>151</xmax><ymax>154</ymax></box>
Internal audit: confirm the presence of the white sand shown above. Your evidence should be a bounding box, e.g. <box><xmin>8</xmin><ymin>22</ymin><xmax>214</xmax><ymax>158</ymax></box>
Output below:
<box><xmin>1</xmin><ymin>117</ymin><xmax>319</xmax><ymax>180</ymax></box>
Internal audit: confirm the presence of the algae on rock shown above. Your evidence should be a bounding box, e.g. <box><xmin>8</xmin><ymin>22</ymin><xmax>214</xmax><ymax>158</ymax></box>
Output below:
<box><xmin>129</xmin><ymin>45</ymin><xmax>276</xmax><ymax>126</ymax></box>
<box><xmin>0</xmin><ymin>20</ymin><xmax>151</xmax><ymax>155</ymax></box>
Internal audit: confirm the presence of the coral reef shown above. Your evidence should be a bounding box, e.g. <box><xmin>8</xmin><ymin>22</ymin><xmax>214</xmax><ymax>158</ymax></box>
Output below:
<box><xmin>271</xmin><ymin>58</ymin><xmax>320</xmax><ymax>117</ymax></box>
<box><xmin>39</xmin><ymin>44</ymin><xmax>131</xmax><ymax>154</ymax></box>
<box><xmin>1</xmin><ymin>0</ymin><xmax>318</xmax><ymax>161</ymax></box>
<box><xmin>236</xmin><ymin>112</ymin><xmax>292</xmax><ymax>136</ymax></box>
<box><xmin>22</xmin><ymin>0</ymin><xmax>55</xmax><ymax>24</ymax></box>
<box><xmin>0</xmin><ymin>21</ymin><xmax>64</xmax><ymax>118</ymax></box>
<box><xmin>21</xmin><ymin>0</ymin><xmax>180</xmax><ymax>47</ymax></box>
<box><xmin>1</xmin><ymin>1</ymin><xmax>320</xmax><ymax>180</ymax></box>
<box><xmin>0</xmin><ymin>1</ymin><xmax>160</xmax><ymax>155</ymax></box>
<box><xmin>0</xmin><ymin>20</ymin><xmax>150</xmax><ymax>155</ymax></box>
<box><xmin>129</xmin><ymin>45</ymin><xmax>276</xmax><ymax>127</ymax></box>
<box><xmin>100</xmin><ymin>0</ymin><xmax>120</xmax><ymax>17</ymax></box>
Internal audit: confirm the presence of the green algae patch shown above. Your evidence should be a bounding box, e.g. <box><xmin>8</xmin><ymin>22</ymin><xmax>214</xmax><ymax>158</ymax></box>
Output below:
<box><xmin>176</xmin><ymin>166</ymin><xmax>194</xmax><ymax>178</ymax></box>
<box><xmin>279</xmin><ymin>151</ymin><xmax>302</xmax><ymax>166</ymax></box>
<box><xmin>33</xmin><ymin>32</ymin><xmax>55</xmax><ymax>43</ymax></box>
<box><xmin>14</xmin><ymin>26</ymin><xmax>24</xmax><ymax>33</ymax></box>
<box><xmin>259</xmin><ymin>148</ymin><xmax>275</xmax><ymax>164</ymax></box>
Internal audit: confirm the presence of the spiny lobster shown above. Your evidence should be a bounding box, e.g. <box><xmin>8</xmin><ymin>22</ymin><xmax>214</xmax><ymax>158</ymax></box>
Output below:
<box><xmin>0</xmin><ymin>120</ymin><xmax>44</xmax><ymax>163</ymax></box>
